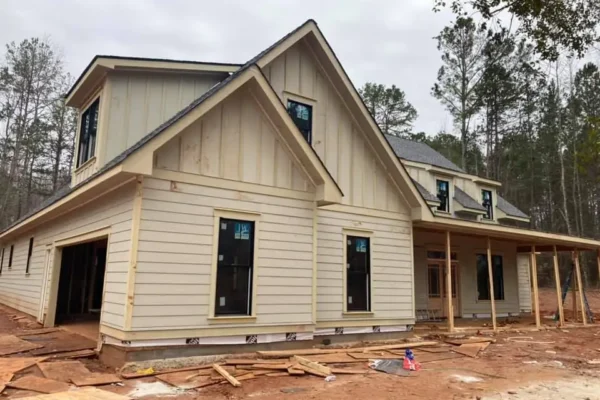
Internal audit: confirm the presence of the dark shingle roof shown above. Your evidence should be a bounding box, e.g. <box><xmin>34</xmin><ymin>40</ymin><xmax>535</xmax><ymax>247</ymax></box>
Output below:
<box><xmin>498</xmin><ymin>195</ymin><xmax>529</xmax><ymax>219</ymax></box>
<box><xmin>454</xmin><ymin>187</ymin><xmax>486</xmax><ymax>211</ymax></box>
<box><xmin>412</xmin><ymin>180</ymin><xmax>439</xmax><ymax>203</ymax></box>
<box><xmin>384</xmin><ymin>135</ymin><xmax>463</xmax><ymax>173</ymax></box>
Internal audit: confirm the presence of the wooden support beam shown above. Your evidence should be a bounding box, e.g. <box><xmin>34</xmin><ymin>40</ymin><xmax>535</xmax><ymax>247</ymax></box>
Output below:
<box><xmin>572</xmin><ymin>252</ymin><xmax>578</xmax><ymax>319</ymax></box>
<box><xmin>486</xmin><ymin>237</ymin><xmax>497</xmax><ymax>331</ymax></box>
<box><xmin>552</xmin><ymin>245</ymin><xmax>565</xmax><ymax>327</ymax></box>
<box><xmin>573</xmin><ymin>249</ymin><xmax>587</xmax><ymax>325</ymax></box>
<box><xmin>530</xmin><ymin>246</ymin><xmax>541</xmax><ymax>328</ymax></box>
<box><xmin>445</xmin><ymin>231</ymin><xmax>454</xmax><ymax>332</ymax></box>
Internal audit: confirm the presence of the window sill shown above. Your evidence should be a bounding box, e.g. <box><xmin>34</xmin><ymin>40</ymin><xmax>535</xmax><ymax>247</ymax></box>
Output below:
<box><xmin>342</xmin><ymin>311</ymin><xmax>374</xmax><ymax>317</ymax></box>
<box><xmin>207</xmin><ymin>316</ymin><xmax>257</xmax><ymax>324</ymax></box>
<box><xmin>74</xmin><ymin>156</ymin><xmax>97</xmax><ymax>173</ymax></box>
<box><xmin>436</xmin><ymin>210</ymin><xmax>451</xmax><ymax>215</ymax></box>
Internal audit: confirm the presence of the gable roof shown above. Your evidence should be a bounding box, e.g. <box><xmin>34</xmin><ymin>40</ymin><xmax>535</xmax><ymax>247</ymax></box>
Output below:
<box><xmin>497</xmin><ymin>195</ymin><xmax>529</xmax><ymax>219</ymax></box>
<box><xmin>413</xmin><ymin>180</ymin><xmax>439</xmax><ymax>204</ymax></box>
<box><xmin>454</xmin><ymin>187</ymin><xmax>486</xmax><ymax>212</ymax></box>
<box><xmin>385</xmin><ymin>135</ymin><xmax>463</xmax><ymax>173</ymax></box>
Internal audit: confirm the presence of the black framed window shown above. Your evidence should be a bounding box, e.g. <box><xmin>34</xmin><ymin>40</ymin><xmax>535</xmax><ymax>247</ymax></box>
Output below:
<box><xmin>287</xmin><ymin>100</ymin><xmax>312</xmax><ymax>144</ymax></box>
<box><xmin>77</xmin><ymin>98</ymin><xmax>100</xmax><ymax>167</ymax></box>
<box><xmin>0</xmin><ymin>248</ymin><xmax>4</xmax><ymax>275</ymax></box>
<box><xmin>482</xmin><ymin>189</ymin><xmax>493</xmax><ymax>220</ymax></box>
<box><xmin>215</xmin><ymin>218</ymin><xmax>255</xmax><ymax>316</ymax></box>
<box><xmin>25</xmin><ymin>238</ymin><xmax>34</xmax><ymax>274</ymax></box>
<box><xmin>8</xmin><ymin>245</ymin><xmax>13</xmax><ymax>269</ymax></box>
<box><xmin>436</xmin><ymin>180</ymin><xmax>450</xmax><ymax>212</ymax></box>
<box><xmin>346</xmin><ymin>236</ymin><xmax>370</xmax><ymax>312</ymax></box>
<box><xmin>476</xmin><ymin>254</ymin><xmax>504</xmax><ymax>300</ymax></box>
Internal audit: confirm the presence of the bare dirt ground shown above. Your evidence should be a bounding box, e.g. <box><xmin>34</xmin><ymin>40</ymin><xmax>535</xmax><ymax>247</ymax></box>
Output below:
<box><xmin>538</xmin><ymin>287</ymin><xmax>600</xmax><ymax>322</ymax></box>
<box><xmin>2</xmin><ymin>304</ymin><xmax>600</xmax><ymax>399</ymax></box>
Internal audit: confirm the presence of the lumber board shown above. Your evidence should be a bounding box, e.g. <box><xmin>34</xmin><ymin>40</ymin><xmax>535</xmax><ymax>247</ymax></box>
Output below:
<box><xmin>419</xmin><ymin>347</ymin><xmax>451</xmax><ymax>353</ymax></box>
<box><xmin>0</xmin><ymin>335</ymin><xmax>44</xmax><ymax>356</ymax></box>
<box><xmin>156</xmin><ymin>371</ymin><xmax>212</xmax><ymax>389</ymax></box>
<box><xmin>445</xmin><ymin>338</ymin><xmax>495</xmax><ymax>346</ymax></box>
<box><xmin>213</xmin><ymin>364</ymin><xmax>241</xmax><ymax>387</ymax></box>
<box><xmin>121</xmin><ymin>364</ymin><xmax>212</xmax><ymax>379</ymax></box>
<box><xmin>293</xmin><ymin>364</ymin><xmax>329</xmax><ymax>377</ymax></box>
<box><xmin>302</xmin><ymin>354</ymin><xmax>362</xmax><ymax>364</ymax></box>
<box><xmin>361</xmin><ymin>341</ymin><xmax>438</xmax><ymax>352</ymax></box>
<box><xmin>451</xmin><ymin>343</ymin><xmax>489</xmax><ymax>358</ymax></box>
<box><xmin>250</xmin><ymin>363</ymin><xmax>292</xmax><ymax>370</ymax></box>
<box><xmin>225</xmin><ymin>359</ymin><xmax>286</xmax><ymax>365</ymax></box>
<box><xmin>7</xmin><ymin>375</ymin><xmax>71</xmax><ymax>394</ymax></box>
<box><xmin>266</xmin><ymin>372</ymin><xmax>288</xmax><ymax>377</ymax></box>
<box><xmin>70</xmin><ymin>374</ymin><xmax>121</xmax><ymax>386</ymax></box>
<box><xmin>287</xmin><ymin>366</ymin><xmax>305</xmax><ymax>375</ymax></box>
<box><xmin>257</xmin><ymin>348</ymin><xmax>346</xmax><ymax>358</ymax></box>
<box><xmin>349</xmin><ymin>352</ymin><xmax>403</xmax><ymax>360</ymax></box>
<box><xmin>292</xmin><ymin>356</ymin><xmax>331</xmax><ymax>375</ymax></box>
<box><xmin>330</xmin><ymin>368</ymin><xmax>368</xmax><ymax>374</ymax></box>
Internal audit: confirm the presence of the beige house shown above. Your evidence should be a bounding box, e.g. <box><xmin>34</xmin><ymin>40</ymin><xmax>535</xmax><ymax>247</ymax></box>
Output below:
<box><xmin>0</xmin><ymin>20</ymin><xmax>598</xmax><ymax>356</ymax></box>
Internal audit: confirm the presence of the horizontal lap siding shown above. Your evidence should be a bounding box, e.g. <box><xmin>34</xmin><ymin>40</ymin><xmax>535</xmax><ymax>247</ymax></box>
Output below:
<box><xmin>131</xmin><ymin>178</ymin><xmax>315</xmax><ymax>330</ymax></box>
<box><xmin>0</xmin><ymin>184</ymin><xmax>135</xmax><ymax>329</ymax></box>
<box><xmin>516</xmin><ymin>254</ymin><xmax>532</xmax><ymax>312</ymax></box>
<box><xmin>316</xmin><ymin>208</ymin><xmax>414</xmax><ymax>322</ymax></box>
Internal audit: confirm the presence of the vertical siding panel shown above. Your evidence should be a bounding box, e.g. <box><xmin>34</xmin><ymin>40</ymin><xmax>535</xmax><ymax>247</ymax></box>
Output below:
<box><xmin>179</xmin><ymin>121</ymin><xmax>202</xmax><ymax>174</ymax></box>
<box><xmin>291</xmin><ymin>165</ymin><xmax>307</xmax><ymax>192</ymax></box>
<box><xmin>162</xmin><ymin>79</ymin><xmax>182</xmax><ymax>121</ymax></box>
<box><xmin>325</xmin><ymin>96</ymin><xmax>339</xmax><ymax>180</ymax></box>
<box><xmin>338</xmin><ymin>116</ymin><xmax>352</xmax><ymax>206</ymax></box>
<box><xmin>269</xmin><ymin>55</ymin><xmax>286</xmax><ymax>100</ymax></box>
<box><xmin>179</xmin><ymin>77</ymin><xmax>196</xmax><ymax>108</ymax></box>
<box><xmin>299</xmin><ymin>43</ymin><xmax>315</xmax><ymax>98</ymax></box>
<box><xmin>285</xmin><ymin>46</ymin><xmax>300</xmax><ymax>94</ymax></box>
<box><xmin>240</xmin><ymin>96</ymin><xmax>261</xmax><ymax>184</ymax></box>
<box><xmin>145</xmin><ymin>78</ymin><xmax>164</xmax><ymax>136</ymax></box>
<box><xmin>155</xmin><ymin>137</ymin><xmax>180</xmax><ymax>171</ymax></box>
<box><xmin>313</xmin><ymin>71</ymin><xmax>327</xmax><ymax>159</ymax></box>
<box><xmin>375</xmin><ymin>166</ymin><xmax>387</xmax><ymax>210</ymax></box>
<box><xmin>260</xmin><ymin>120</ymin><xmax>276</xmax><ymax>186</ymax></box>
<box><xmin>221</xmin><ymin>95</ymin><xmax>241</xmax><ymax>180</ymax></box>
<box><xmin>363</xmin><ymin>154</ymin><xmax>375</xmax><ymax>209</ymax></box>
<box><xmin>200</xmin><ymin>105</ymin><xmax>222</xmax><ymax>177</ymax></box>
<box><xmin>351</xmin><ymin>129</ymin><xmax>364</xmax><ymax>206</ymax></box>
<box><xmin>126</xmin><ymin>76</ymin><xmax>148</xmax><ymax>148</ymax></box>
<box><xmin>275</xmin><ymin>141</ymin><xmax>292</xmax><ymax>189</ymax></box>
<box><xmin>387</xmin><ymin>180</ymin><xmax>401</xmax><ymax>212</ymax></box>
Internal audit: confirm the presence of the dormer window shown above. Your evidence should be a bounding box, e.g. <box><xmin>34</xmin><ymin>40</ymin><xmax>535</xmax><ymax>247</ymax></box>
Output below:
<box><xmin>482</xmin><ymin>189</ymin><xmax>493</xmax><ymax>220</ymax></box>
<box><xmin>287</xmin><ymin>99</ymin><xmax>312</xmax><ymax>144</ymax></box>
<box><xmin>77</xmin><ymin>98</ymin><xmax>100</xmax><ymax>167</ymax></box>
<box><xmin>436</xmin><ymin>180</ymin><xmax>450</xmax><ymax>213</ymax></box>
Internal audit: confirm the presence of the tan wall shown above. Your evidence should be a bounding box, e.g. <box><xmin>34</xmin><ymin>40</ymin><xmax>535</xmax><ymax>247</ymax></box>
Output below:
<box><xmin>516</xmin><ymin>254</ymin><xmax>532</xmax><ymax>312</ymax></box>
<box><xmin>0</xmin><ymin>184</ymin><xmax>135</xmax><ymax>329</ymax></box>
<box><xmin>132</xmin><ymin>177</ymin><xmax>314</xmax><ymax>330</ymax></box>
<box><xmin>263</xmin><ymin>40</ymin><xmax>405</xmax><ymax>212</ymax></box>
<box><xmin>103</xmin><ymin>71</ymin><xmax>227</xmax><ymax>166</ymax></box>
<box><xmin>154</xmin><ymin>87</ymin><xmax>314</xmax><ymax>193</ymax></box>
<box><xmin>413</xmin><ymin>231</ymin><xmax>520</xmax><ymax>316</ymax></box>
<box><xmin>316</xmin><ymin>207</ymin><xmax>414</xmax><ymax>324</ymax></box>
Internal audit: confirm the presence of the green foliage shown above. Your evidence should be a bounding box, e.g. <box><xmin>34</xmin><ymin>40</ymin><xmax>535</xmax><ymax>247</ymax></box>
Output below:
<box><xmin>433</xmin><ymin>0</ymin><xmax>600</xmax><ymax>60</ymax></box>
<box><xmin>359</xmin><ymin>82</ymin><xmax>417</xmax><ymax>137</ymax></box>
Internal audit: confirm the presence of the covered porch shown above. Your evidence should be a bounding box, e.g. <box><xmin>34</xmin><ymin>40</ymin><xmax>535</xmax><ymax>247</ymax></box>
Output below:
<box><xmin>413</xmin><ymin>219</ymin><xmax>600</xmax><ymax>332</ymax></box>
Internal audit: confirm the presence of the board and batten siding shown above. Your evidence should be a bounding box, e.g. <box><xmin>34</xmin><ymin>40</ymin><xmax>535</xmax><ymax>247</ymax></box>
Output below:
<box><xmin>132</xmin><ymin>177</ymin><xmax>315</xmax><ymax>330</ymax></box>
<box><xmin>413</xmin><ymin>231</ymin><xmax>520</xmax><ymax>316</ymax></box>
<box><xmin>154</xmin><ymin>86</ymin><xmax>314</xmax><ymax>193</ymax></box>
<box><xmin>0</xmin><ymin>183</ymin><xmax>135</xmax><ymax>329</ymax></box>
<box><xmin>516</xmin><ymin>253</ymin><xmax>532</xmax><ymax>312</ymax></box>
<box><xmin>103</xmin><ymin>71</ymin><xmax>227</xmax><ymax>165</ymax></box>
<box><xmin>263</xmin><ymin>40</ymin><xmax>404</xmax><ymax>212</ymax></box>
<box><xmin>316</xmin><ymin>208</ymin><xmax>414</xmax><ymax>322</ymax></box>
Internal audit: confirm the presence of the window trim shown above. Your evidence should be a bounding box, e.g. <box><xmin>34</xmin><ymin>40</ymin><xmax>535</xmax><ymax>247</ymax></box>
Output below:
<box><xmin>25</xmin><ymin>238</ymin><xmax>34</xmax><ymax>275</ymax></box>
<box><xmin>208</xmin><ymin>208</ymin><xmax>260</xmax><ymax>322</ymax></box>
<box><xmin>435</xmin><ymin>179</ymin><xmax>451</xmax><ymax>213</ymax></box>
<box><xmin>475</xmin><ymin>251</ymin><xmax>505</xmax><ymax>302</ymax></box>
<box><xmin>8</xmin><ymin>245</ymin><xmax>13</xmax><ymax>269</ymax></box>
<box><xmin>0</xmin><ymin>247</ymin><xmax>4</xmax><ymax>275</ymax></box>
<box><xmin>74</xmin><ymin>91</ymin><xmax>102</xmax><ymax>171</ymax></box>
<box><xmin>283</xmin><ymin>92</ymin><xmax>316</xmax><ymax>145</ymax></box>
<box><xmin>481</xmin><ymin>188</ymin><xmax>495</xmax><ymax>221</ymax></box>
<box><xmin>342</xmin><ymin>228</ymin><xmax>374</xmax><ymax>315</ymax></box>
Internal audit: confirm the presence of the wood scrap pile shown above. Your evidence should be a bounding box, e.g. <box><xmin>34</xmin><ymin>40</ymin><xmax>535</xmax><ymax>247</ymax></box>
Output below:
<box><xmin>445</xmin><ymin>337</ymin><xmax>495</xmax><ymax>358</ymax></box>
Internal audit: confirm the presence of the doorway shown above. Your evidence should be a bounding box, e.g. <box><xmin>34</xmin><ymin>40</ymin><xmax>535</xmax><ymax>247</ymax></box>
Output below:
<box><xmin>54</xmin><ymin>238</ymin><xmax>108</xmax><ymax>340</ymax></box>
<box><xmin>427</xmin><ymin>262</ymin><xmax>460</xmax><ymax>317</ymax></box>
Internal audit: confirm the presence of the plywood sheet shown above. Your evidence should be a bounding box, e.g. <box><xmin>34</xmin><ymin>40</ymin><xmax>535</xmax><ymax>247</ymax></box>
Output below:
<box><xmin>303</xmin><ymin>354</ymin><xmax>363</xmax><ymax>364</ymax></box>
<box><xmin>419</xmin><ymin>347</ymin><xmax>452</xmax><ymax>353</ymax></box>
<box><xmin>156</xmin><ymin>371</ymin><xmax>213</xmax><ymax>389</ymax></box>
<box><xmin>71</xmin><ymin>374</ymin><xmax>121</xmax><ymax>387</ymax></box>
<box><xmin>0</xmin><ymin>357</ymin><xmax>46</xmax><ymax>375</ymax></box>
<box><xmin>0</xmin><ymin>335</ymin><xmax>44</xmax><ymax>356</ymax></box>
<box><xmin>451</xmin><ymin>342</ymin><xmax>490</xmax><ymax>358</ymax></box>
<box><xmin>15</xmin><ymin>386</ymin><xmax>130</xmax><ymax>399</ymax></box>
<box><xmin>445</xmin><ymin>337</ymin><xmax>495</xmax><ymax>346</ymax></box>
<box><xmin>38</xmin><ymin>361</ymin><xmax>91</xmax><ymax>382</ymax></box>
<box><xmin>7</xmin><ymin>375</ymin><xmax>71</xmax><ymax>393</ymax></box>
<box><xmin>29</xmin><ymin>332</ymin><xmax>95</xmax><ymax>356</ymax></box>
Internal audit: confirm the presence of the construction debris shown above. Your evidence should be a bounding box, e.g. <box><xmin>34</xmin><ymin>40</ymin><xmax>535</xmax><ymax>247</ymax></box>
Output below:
<box><xmin>6</xmin><ymin>375</ymin><xmax>71</xmax><ymax>394</ymax></box>
<box><xmin>0</xmin><ymin>335</ymin><xmax>44</xmax><ymax>356</ymax></box>
<box><xmin>451</xmin><ymin>342</ymin><xmax>491</xmax><ymax>358</ymax></box>
<box><xmin>370</xmin><ymin>360</ymin><xmax>410</xmax><ymax>376</ymax></box>
<box><xmin>16</xmin><ymin>387</ymin><xmax>129</xmax><ymax>400</ymax></box>
<box><xmin>213</xmin><ymin>363</ymin><xmax>241</xmax><ymax>387</ymax></box>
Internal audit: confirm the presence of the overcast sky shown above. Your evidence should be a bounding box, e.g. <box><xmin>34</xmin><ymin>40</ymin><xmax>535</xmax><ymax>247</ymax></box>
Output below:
<box><xmin>0</xmin><ymin>0</ymin><xmax>455</xmax><ymax>135</ymax></box>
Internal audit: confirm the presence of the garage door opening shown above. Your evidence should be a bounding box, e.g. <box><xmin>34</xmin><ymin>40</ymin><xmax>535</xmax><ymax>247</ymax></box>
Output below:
<box><xmin>55</xmin><ymin>238</ymin><xmax>107</xmax><ymax>341</ymax></box>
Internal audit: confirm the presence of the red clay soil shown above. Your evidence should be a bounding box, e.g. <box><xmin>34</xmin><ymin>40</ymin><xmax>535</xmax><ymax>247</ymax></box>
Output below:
<box><xmin>538</xmin><ymin>287</ymin><xmax>600</xmax><ymax>321</ymax></box>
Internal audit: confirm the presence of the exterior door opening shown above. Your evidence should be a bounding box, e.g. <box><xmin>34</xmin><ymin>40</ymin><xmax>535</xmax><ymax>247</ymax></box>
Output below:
<box><xmin>427</xmin><ymin>261</ymin><xmax>460</xmax><ymax>318</ymax></box>
<box><xmin>55</xmin><ymin>238</ymin><xmax>107</xmax><ymax>340</ymax></box>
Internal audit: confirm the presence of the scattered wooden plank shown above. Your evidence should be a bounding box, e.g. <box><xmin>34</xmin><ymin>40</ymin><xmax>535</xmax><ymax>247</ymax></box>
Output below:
<box><xmin>15</xmin><ymin>386</ymin><xmax>130</xmax><ymax>399</ymax></box>
<box><xmin>29</xmin><ymin>332</ymin><xmax>96</xmax><ymax>356</ymax></box>
<box><xmin>0</xmin><ymin>372</ymin><xmax>14</xmax><ymax>393</ymax></box>
<box><xmin>451</xmin><ymin>343</ymin><xmax>489</xmax><ymax>358</ymax></box>
<box><xmin>233</xmin><ymin>373</ymin><xmax>255</xmax><ymax>382</ymax></box>
<box><xmin>330</xmin><ymin>368</ymin><xmax>367</xmax><ymax>374</ymax></box>
<box><xmin>156</xmin><ymin>371</ymin><xmax>213</xmax><ymax>389</ymax></box>
<box><xmin>445</xmin><ymin>338</ymin><xmax>495</xmax><ymax>346</ymax></box>
<box><xmin>38</xmin><ymin>361</ymin><xmax>91</xmax><ymax>383</ymax></box>
<box><xmin>16</xmin><ymin>328</ymin><xmax>61</xmax><ymax>337</ymax></box>
<box><xmin>250</xmin><ymin>363</ymin><xmax>292</xmax><ymax>370</ymax></box>
<box><xmin>287</xmin><ymin>365</ymin><xmax>305</xmax><ymax>375</ymax></box>
<box><xmin>7</xmin><ymin>375</ymin><xmax>71</xmax><ymax>394</ymax></box>
<box><xmin>121</xmin><ymin>364</ymin><xmax>212</xmax><ymax>379</ymax></box>
<box><xmin>0</xmin><ymin>357</ymin><xmax>46</xmax><ymax>375</ymax></box>
<box><xmin>302</xmin><ymin>354</ymin><xmax>362</xmax><ymax>364</ymax></box>
<box><xmin>419</xmin><ymin>347</ymin><xmax>451</xmax><ymax>353</ymax></box>
<box><xmin>213</xmin><ymin>364</ymin><xmax>241</xmax><ymax>387</ymax></box>
<box><xmin>349</xmin><ymin>352</ymin><xmax>402</xmax><ymax>360</ymax></box>
<box><xmin>292</xmin><ymin>356</ymin><xmax>331</xmax><ymax>375</ymax></box>
<box><xmin>0</xmin><ymin>335</ymin><xmax>44</xmax><ymax>356</ymax></box>
<box><xmin>225</xmin><ymin>359</ymin><xmax>287</xmax><ymax>365</ymax></box>
<box><xmin>293</xmin><ymin>364</ymin><xmax>329</xmax><ymax>377</ymax></box>
<box><xmin>266</xmin><ymin>372</ymin><xmax>288</xmax><ymax>377</ymax></box>
<box><xmin>395</xmin><ymin>351</ymin><xmax>462</xmax><ymax>363</ymax></box>
<box><xmin>258</xmin><ymin>348</ymin><xmax>347</xmax><ymax>358</ymax></box>
<box><xmin>71</xmin><ymin>373</ymin><xmax>121</xmax><ymax>386</ymax></box>
<box><xmin>361</xmin><ymin>341</ymin><xmax>438</xmax><ymax>353</ymax></box>
<box><xmin>45</xmin><ymin>349</ymin><xmax>96</xmax><ymax>360</ymax></box>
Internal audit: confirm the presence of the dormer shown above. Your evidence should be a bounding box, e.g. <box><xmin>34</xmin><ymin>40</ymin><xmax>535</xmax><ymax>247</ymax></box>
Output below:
<box><xmin>65</xmin><ymin>56</ymin><xmax>240</xmax><ymax>187</ymax></box>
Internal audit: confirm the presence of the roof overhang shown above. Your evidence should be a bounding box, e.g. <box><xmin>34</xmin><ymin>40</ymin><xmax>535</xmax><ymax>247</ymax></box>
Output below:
<box><xmin>453</xmin><ymin>201</ymin><xmax>487</xmax><ymax>216</ymax></box>
<box><xmin>121</xmin><ymin>65</ymin><xmax>342</xmax><ymax>205</ymax></box>
<box><xmin>415</xmin><ymin>216</ymin><xmax>600</xmax><ymax>251</ymax></box>
<box><xmin>402</xmin><ymin>160</ymin><xmax>502</xmax><ymax>188</ymax></box>
<box><xmin>497</xmin><ymin>208</ymin><xmax>530</xmax><ymax>224</ymax></box>
<box><xmin>0</xmin><ymin>166</ymin><xmax>134</xmax><ymax>242</ymax></box>
<box><xmin>254</xmin><ymin>20</ymin><xmax>433</xmax><ymax>220</ymax></box>
<box><xmin>65</xmin><ymin>56</ymin><xmax>241</xmax><ymax>108</ymax></box>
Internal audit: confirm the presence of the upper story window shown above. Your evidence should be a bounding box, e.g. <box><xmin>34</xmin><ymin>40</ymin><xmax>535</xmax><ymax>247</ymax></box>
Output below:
<box><xmin>77</xmin><ymin>98</ymin><xmax>100</xmax><ymax>168</ymax></box>
<box><xmin>287</xmin><ymin>100</ymin><xmax>312</xmax><ymax>144</ymax></box>
<box><xmin>482</xmin><ymin>189</ymin><xmax>493</xmax><ymax>220</ymax></box>
<box><xmin>436</xmin><ymin>179</ymin><xmax>450</xmax><ymax>213</ymax></box>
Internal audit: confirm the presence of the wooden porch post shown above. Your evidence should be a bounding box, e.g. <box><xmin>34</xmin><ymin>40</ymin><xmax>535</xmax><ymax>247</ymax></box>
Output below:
<box><xmin>573</xmin><ymin>249</ymin><xmax>587</xmax><ymax>325</ymax></box>
<box><xmin>552</xmin><ymin>245</ymin><xmax>565</xmax><ymax>327</ymax></box>
<box><xmin>530</xmin><ymin>246</ymin><xmax>541</xmax><ymax>328</ymax></box>
<box><xmin>486</xmin><ymin>237</ymin><xmax>497</xmax><ymax>331</ymax></box>
<box><xmin>446</xmin><ymin>231</ymin><xmax>454</xmax><ymax>332</ymax></box>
